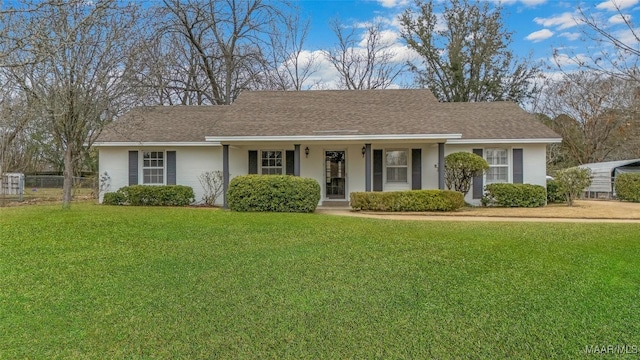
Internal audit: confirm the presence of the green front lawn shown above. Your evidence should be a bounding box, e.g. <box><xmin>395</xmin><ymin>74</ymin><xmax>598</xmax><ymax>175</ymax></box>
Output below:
<box><xmin>1</xmin><ymin>204</ymin><xmax>639</xmax><ymax>358</ymax></box>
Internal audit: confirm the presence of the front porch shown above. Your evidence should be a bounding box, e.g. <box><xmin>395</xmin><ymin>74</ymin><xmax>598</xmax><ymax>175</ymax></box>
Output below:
<box><xmin>219</xmin><ymin>140</ymin><xmax>449</xmax><ymax>208</ymax></box>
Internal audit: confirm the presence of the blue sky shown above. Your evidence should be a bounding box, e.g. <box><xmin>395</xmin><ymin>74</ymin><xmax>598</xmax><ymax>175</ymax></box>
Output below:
<box><xmin>289</xmin><ymin>0</ymin><xmax>640</xmax><ymax>88</ymax></box>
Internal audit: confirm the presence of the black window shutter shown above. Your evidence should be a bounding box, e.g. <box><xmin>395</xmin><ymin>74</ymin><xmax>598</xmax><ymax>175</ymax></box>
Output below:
<box><xmin>248</xmin><ymin>150</ymin><xmax>258</xmax><ymax>174</ymax></box>
<box><xmin>513</xmin><ymin>148</ymin><xmax>523</xmax><ymax>184</ymax></box>
<box><xmin>285</xmin><ymin>150</ymin><xmax>294</xmax><ymax>175</ymax></box>
<box><xmin>411</xmin><ymin>148</ymin><xmax>422</xmax><ymax>190</ymax></box>
<box><xmin>167</xmin><ymin>151</ymin><xmax>176</xmax><ymax>185</ymax></box>
<box><xmin>128</xmin><ymin>150</ymin><xmax>138</xmax><ymax>185</ymax></box>
<box><xmin>472</xmin><ymin>148</ymin><xmax>483</xmax><ymax>199</ymax></box>
<box><xmin>373</xmin><ymin>149</ymin><xmax>383</xmax><ymax>191</ymax></box>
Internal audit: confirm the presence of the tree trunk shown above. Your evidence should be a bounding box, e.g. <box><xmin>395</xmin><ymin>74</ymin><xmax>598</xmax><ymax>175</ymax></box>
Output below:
<box><xmin>62</xmin><ymin>145</ymin><xmax>74</xmax><ymax>208</ymax></box>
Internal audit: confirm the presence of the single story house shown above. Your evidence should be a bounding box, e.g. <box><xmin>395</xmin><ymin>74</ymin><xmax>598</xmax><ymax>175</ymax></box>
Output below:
<box><xmin>94</xmin><ymin>89</ymin><xmax>561</xmax><ymax>206</ymax></box>
<box><xmin>579</xmin><ymin>159</ymin><xmax>640</xmax><ymax>199</ymax></box>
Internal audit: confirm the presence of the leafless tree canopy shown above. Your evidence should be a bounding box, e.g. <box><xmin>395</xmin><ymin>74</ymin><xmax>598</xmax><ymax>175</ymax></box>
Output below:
<box><xmin>539</xmin><ymin>71</ymin><xmax>640</xmax><ymax>167</ymax></box>
<box><xmin>0</xmin><ymin>0</ymin><xmax>146</xmax><ymax>206</ymax></box>
<box><xmin>565</xmin><ymin>3</ymin><xmax>640</xmax><ymax>82</ymax></box>
<box><xmin>158</xmin><ymin>0</ymin><xmax>290</xmax><ymax>105</ymax></box>
<box><xmin>261</xmin><ymin>14</ymin><xmax>318</xmax><ymax>91</ymax></box>
<box><xmin>324</xmin><ymin>19</ymin><xmax>406</xmax><ymax>90</ymax></box>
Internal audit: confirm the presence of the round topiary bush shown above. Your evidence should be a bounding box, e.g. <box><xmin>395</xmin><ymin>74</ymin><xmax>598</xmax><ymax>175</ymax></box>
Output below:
<box><xmin>615</xmin><ymin>173</ymin><xmax>640</xmax><ymax>202</ymax></box>
<box><xmin>227</xmin><ymin>175</ymin><xmax>321</xmax><ymax>212</ymax></box>
<box><xmin>444</xmin><ymin>152</ymin><xmax>489</xmax><ymax>196</ymax></box>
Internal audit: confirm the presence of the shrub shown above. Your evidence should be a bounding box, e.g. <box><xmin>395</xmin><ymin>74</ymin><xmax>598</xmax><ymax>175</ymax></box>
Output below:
<box><xmin>102</xmin><ymin>185</ymin><xmax>195</xmax><ymax>206</ymax></box>
<box><xmin>445</xmin><ymin>152</ymin><xmax>489</xmax><ymax>196</ymax></box>
<box><xmin>102</xmin><ymin>191</ymin><xmax>126</xmax><ymax>205</ymax></box>
<box><xmin>556</xmin><ymin>167</ymin><xmax>592</xmax><ymax>206</ymax></box>
<box><xmin>615</xmin><ymin>173</ymin><xmax>640</xmax><ymax>202</ymax></box>
<box><xmin>482</xmin><ymin>183</ymin><xmax>547</xmax><ymax>207</ymax></box>
<box><xmin>227</xmin><ymin>175</ymin><xmax>321</xmax><ymax>213</ymax></box>
<box><xmin>198</xmin><ymin>170</ymin><xmax>224</xmax><ymax>206</ymax></box>
<box><xmin>546</xmin><ymin>179</ymin><xmax>563</xmax><ymax>203</ymax></box>
<box><xmin>350</xmin><ymin>190</ymin><xmax>465</xmax><ymax>212</ymax></box>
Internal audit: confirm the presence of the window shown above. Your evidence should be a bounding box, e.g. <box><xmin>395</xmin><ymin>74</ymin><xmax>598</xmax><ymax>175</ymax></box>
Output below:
<box><xmin>386</xmin><ymin>150</ymin><xmax>408</xmax><ymax>182</ymax></box>
<box><xmin>485</xmin><ymin>148</ymin><xmax>508</xmax><ymax>184</ymax></box>
<box><xmin>143</xmin><ymin>151</ymin><xmax>164</xmax><ymax>184</ymax></box>
<box><xmin>261</xmin><ymin>150</ymin><xmax>283</xmax><ymax>175</ymax></box>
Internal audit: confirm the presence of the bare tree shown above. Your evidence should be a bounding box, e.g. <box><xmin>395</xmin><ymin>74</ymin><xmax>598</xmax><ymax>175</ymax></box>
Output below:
<box><xmin>160</xmin><ymin>0</ymin><xmax>288</xmax><ymax>105</ymax></box>
<box><xmin>135</xmin><ymin>29</ymin><xmax>214</xmax><ymax>106</ymax></box>
<box><xmin>567</xmin><ymin>3</ymin><xmax>640</xmax><ymax>82</ymax></box>
<box><xmin>2</xmin><ymin>0</ymin><xmax>146</xmax><ymax>207</ymax></box>
<box><xmin>0</xmin><ymin>83</ymin><xmax>33</xmax><ymax>179</ymax></box>
<box><xmin>400</xmin><ymin>0</ymin><xmax>539</xmax><ymax>103</ymax></box>
<box><xmin>262</xmin><ymin>15</ymin><xmax>318</xmax><ymax>91</ymax></box>
<box><xmin>539</xmin><ymin>71</ymin><xmax>640</xmax><ymax>166</ymax></box>
<box><xmin>324</xmin><ymin>19</ymin><xmax>407</xmax><ymax>90</ymax></box>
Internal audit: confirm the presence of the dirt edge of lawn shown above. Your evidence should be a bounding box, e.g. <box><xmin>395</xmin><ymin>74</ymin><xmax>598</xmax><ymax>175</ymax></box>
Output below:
<box><xmin>319</xmin><ymin>200</ymin><xmax>640</xmax><ymax>223</ymax></box>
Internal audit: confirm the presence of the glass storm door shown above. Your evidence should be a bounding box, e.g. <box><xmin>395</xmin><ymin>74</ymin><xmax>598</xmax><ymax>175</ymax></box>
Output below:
<box><xmin>325</xmin><ymin>151</ymin><xmax>346</xmax><ymax>199</ymax></box>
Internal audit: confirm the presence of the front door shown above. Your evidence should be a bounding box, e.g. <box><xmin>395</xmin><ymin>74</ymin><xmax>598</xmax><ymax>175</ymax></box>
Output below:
<box><xmin>325</xmin><ymin>151</ymin><xmax>346</xmax><ymax>199</ymax></box>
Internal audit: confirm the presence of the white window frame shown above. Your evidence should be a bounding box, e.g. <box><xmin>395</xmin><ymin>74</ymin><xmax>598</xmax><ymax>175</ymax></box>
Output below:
<box><xmin>260</xmin><ymin>150</ymin><xmax>284</xmax><ymax>175</ymax></box>
<box><xmin>142</xmin><ymin>150</ymin><xmax>165</xmax><ymax>185</ymax></box>
<box><xmin>485</xmin><ymin>148</ymin><xmax>509</xmax><ymax>184</ymax></box>
<box><xmin>385</xmin><ymin>149</ymin><xmax>409</xmax><ymax>183</ymax></box>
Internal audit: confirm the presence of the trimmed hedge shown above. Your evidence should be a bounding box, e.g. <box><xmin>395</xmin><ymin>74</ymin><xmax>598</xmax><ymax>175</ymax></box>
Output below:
<box><xmin>546</xmin><ymin>179</ymin><xmax>563</xmax><ymax>203</ymax></box>
<box><xmin>102</xmin><ymin>185</ymin><xmax>195</xmax><ymax>206</ymax></box>
<box><xmin>350</xmin><ymin>190</ymin><xmax>465</xmax><ymax>212</ymax></box>
<box><xmin>102</xmin><ymin>191</ymin><xmax>127</xmax><ymax>205</ymax></box>
<box><xmin>227</xmin><ymin>175</ymin><xmax>321</xmax><ymax>213</ymax></box>
<box><xmin>615</xmin><ymin>173</ymin><xmax>640</xmax><ymax>202</ymax></box>
<box><xmin>482</xmin><ymin>183</ymin><xmax>547</xmax><ymax>207</ymax></box>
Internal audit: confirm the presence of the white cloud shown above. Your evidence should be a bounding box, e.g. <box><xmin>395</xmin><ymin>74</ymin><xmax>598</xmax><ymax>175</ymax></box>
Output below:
<box><xmin>534</xmin><ymin>12</ymin><xmax>580</xmax><ymax>30</ymax></box>
<box><xmin>357</xmin><ymin>29</ymin><xmax>400</xmax><ymax>47</ymax></box>
<box><xmin>552</xmin><ymin>53</ymin><xmax>590</xmax><ymax>67</ymax></box>
<box><xmin>377</xmin><ymin>0</ymin><xmax>410</xmax><ymax>8</ymax></box>
<box><xmin>609</xmin><ymin>13</ymin><xmax>632</xmax><ymax>24</ymax></box>
<box><xmin>559</xmin><ymin>32</ymin><xmax>581</xmax><ymax>41</ymax></box>
<box><xmin>613</xmin><ymin>27</ymin><xmax>640</xmax><ymax>46</ymax></box>
<box><xmin>519</xmin><ymin>0</ymin><xmax>547</xmax><ymax>6</ymax></box>
<box><xmin>492</xmin><ymin>0</ymin><xmax>547</xmax><ymax>6</ymax></box>
<box><xmin>596</xmin><ymin>0</ymin><xmax>639</xmax><ymax>11</ymax></box>
<box><xmin>301</xmin><ymin>51</ymin><xmax>341</xmax><ymax>90</ymax></box>
<box><xmin>303</xmin><ymin>21</ymin><xmax>418</xmax><ymax>90</ymax></box>
<box><xmin>526</xmin><ymin>29</ymin><xmax>554</xmax><ymax>42</ymax></box>
<box><xmin>353</xmin><ymin>16</ymin><xmax>397</xmax><ymax>29</ymax></box>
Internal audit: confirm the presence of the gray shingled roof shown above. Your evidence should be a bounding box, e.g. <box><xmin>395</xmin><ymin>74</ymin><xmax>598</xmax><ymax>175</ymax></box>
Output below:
<box><xmin>96</xmin><ymin>89</ymin><xmax>560</xmax><ymax>143</ymax></box>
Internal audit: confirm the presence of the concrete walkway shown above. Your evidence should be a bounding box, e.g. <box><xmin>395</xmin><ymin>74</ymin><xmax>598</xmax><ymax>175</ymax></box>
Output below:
<box><xmin>315</xmin><ymin>208</ymin><xmax>640</xmax><ymax>223</ymax></box>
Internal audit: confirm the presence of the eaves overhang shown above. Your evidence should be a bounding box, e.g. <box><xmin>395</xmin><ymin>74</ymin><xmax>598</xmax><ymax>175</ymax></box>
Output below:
<box><xmin>205</xmin><ymin>134</ymin><xmax>463</xmax><ymax>145</ymax></box>
<box><xmin>446</xmin><ymin>138</ymin><xmax>562</xmax><ymax>144</ymax></box>
<box><xmin>92</xmin><ymin>141</ymin><xmax>220</xmax><ymax>147</ymax></box>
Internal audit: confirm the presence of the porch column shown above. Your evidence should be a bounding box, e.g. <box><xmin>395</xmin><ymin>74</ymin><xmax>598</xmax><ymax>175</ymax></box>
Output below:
<box><xmin>294</xmin><ymin>144</ymin><xmax>301</xmax><ymax>176</ymax></box>
<box><xmin>438</xmin><ymin>142</ymin><xmax>445</xmax><ymax>190</ymax></box>
<box><xmin>365</xmin><ymin>143</ymin><xmax>372</xmax><ymax>191</ymax></box>
<box><xmin>223</xmin><ymin>144</ymin><xmax>229</xmax><ymax>209</ymax></box>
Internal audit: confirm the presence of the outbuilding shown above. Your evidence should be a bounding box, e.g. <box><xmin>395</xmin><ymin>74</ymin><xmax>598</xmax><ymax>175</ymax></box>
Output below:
<box><xmin>579</xmin><ymin>159</ymin><xmax>640</xmax><ymax>199</ymax></box>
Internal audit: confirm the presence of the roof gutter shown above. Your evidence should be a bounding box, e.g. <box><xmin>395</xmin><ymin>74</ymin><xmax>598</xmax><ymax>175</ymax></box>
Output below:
<box><xmin>92</xmin><ymin>141</ymin><xmax>221</xmax><ymax>147</ymax></box>
<box><xmin>447</xmin><ymin>138</ymin><xmax>562</xmax><ymax>144</ymax></box>
<box><xmin>205</xmin><ymin>134</ymin><xmax>463</xmax><ymax>144</ymax></box>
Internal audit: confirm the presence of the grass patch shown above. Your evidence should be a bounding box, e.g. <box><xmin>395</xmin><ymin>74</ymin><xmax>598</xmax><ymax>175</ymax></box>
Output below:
<box><xmin>1</xmin><ymin>204</ymin><xmax>640</xmax><ymax>358</ymax></box>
